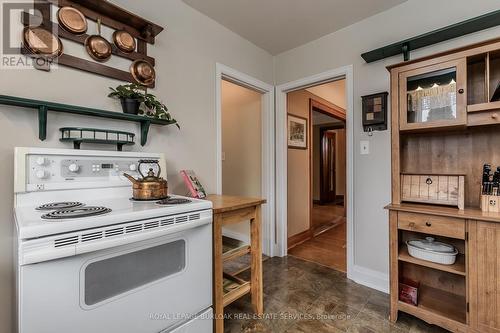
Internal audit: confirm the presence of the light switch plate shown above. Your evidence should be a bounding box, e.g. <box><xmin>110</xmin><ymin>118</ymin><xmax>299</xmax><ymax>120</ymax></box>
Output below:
<box><xmin>360</xmin><ymin>141</ymin><xmax>369</xmax><ymax>155</ymax></box>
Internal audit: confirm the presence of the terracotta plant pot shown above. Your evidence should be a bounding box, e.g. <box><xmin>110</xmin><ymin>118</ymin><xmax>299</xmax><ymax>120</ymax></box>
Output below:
<box><xmin>120</xmin><ymin>98</ymin><xmax>141</xmax><ymax>115</ymax></box>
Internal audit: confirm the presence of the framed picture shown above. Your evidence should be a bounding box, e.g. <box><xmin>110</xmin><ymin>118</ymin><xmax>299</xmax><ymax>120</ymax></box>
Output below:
<box><xmin>287</xmin><ymin>114</ymin><xmax>307</xmax><ymax>149</ymax></box>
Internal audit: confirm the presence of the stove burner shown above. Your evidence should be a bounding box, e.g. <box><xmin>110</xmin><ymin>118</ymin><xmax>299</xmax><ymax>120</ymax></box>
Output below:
<box><xmin>41</xmin><ymin>206</ymin><xmax>112</xmax><ymax>220</ymax></box>
<box><xmin>36</xmin><ymin>202</ymin><xmax>84</xmax><ymax>211</ymax></box>
<box><xmin>129</xmin><ymin>197</ymin><xmax>169</xmax><ymax>202</ymax></box>
<box><xmin>156</xmin><ymin>198</ymin><xmax>192</xmax><ymax>205</ymax></box>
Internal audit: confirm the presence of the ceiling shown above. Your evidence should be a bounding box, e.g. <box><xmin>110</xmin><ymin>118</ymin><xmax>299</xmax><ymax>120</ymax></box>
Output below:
<box><xmin>182</xmin><ymin>0</ymin><xmax>408</xmax><ymax>55</ymax></box>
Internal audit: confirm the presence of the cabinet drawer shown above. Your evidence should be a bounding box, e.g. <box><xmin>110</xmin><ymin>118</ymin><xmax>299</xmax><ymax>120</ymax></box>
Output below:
<box><xmin>398</xmin><ymin>212</ymin><xmax>465</xmax><ymax>239</ymax></box>
<box><xmin>468</xmin><ymin>110</ymin><xmax>500</xmax><ymax>127</ymax></box>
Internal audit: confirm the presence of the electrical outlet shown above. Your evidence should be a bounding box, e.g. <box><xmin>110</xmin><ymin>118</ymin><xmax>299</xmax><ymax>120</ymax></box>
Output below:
<box><xmin>360</xmin><ymin>141</ymin><xmax>370</xmax><ymax>155</ymax></box>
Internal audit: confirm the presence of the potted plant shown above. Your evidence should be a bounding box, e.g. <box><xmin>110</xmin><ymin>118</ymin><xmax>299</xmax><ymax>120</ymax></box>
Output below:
<box><xmin>141</xmin><ymin>93</ymin><xmax>179</xmax><ymax>128</ymax></box>
<box><xmin>108</xmin><ymin>83</ymin><xmax>145</xmax><ymax>115</ymax></box>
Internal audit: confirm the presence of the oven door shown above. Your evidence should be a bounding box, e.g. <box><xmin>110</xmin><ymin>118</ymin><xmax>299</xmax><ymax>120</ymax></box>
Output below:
<box><xmin>18</xmin><ymin>223</ymin><xmax>212</xmax><ymax>333</ymax></box>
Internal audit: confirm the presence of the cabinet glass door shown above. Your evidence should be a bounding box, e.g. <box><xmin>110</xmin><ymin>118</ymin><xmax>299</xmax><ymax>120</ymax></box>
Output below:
<box><xmin>399</xmin><ymin>59</ymin><xmax>466</xmax><ymax>130</ymax></box>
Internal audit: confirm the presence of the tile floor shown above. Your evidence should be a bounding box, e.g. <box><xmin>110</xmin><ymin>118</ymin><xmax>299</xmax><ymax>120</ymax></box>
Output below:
<box><xmin>224</xmin><ymin>256</ymin><xmax>449</xmax><ymax>333</ymax></box>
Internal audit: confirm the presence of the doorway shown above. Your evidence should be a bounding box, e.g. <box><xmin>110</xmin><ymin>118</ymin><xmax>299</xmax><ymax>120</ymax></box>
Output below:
<box><xmin>276</xmin><ymin>65</ymin><xmax>354</xmax><ymax>278</ymax></box>
<box><xmin>286</xmin><ymin>81</ymin><xmax>347</xmax><ymax>272</ymax></box>
<box><xmin>215</xmin><ymin>63</ymin><xmax>275</xmax><ymax>256</ymax></box>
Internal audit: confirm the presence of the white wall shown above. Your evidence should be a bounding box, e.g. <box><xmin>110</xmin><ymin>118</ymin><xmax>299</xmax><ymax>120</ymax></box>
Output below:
<box><xmin>0</xmin><ymin>1</ymin><xmax>273</xmax><ymax>332</ymax></box>
<box><xmin>275</xmin><ymin>0</ymin><xmax>500</xmax><ymax>289</ymax></box>
<box><xmin>221</xmin><ymin>80</ymin><xmax>262</xmax><ymax>238</ymax></box>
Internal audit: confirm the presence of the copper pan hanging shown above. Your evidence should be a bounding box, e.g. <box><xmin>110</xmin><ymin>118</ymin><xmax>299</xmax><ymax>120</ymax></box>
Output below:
<box><xmin>23</xmin><ymin>26</ymin><xmax>63</xmax><ymax>59</ymax></box>
<box><xmin>130</xmin><ymin>59</ymin><xmax>155</xmax><ymax>86</ymax></box>
<box><xmin>113</xmin><ymin>30</ymin><xmax>136</xmax><ymax>53</ymax></box>
<box><xmin>84</xmin><ymin>18</ymin><xmax>112</xmax><ymax>62</ymax></box>
<box><xmin>57</xmin><ymin>6</ymin><xmax>87</xmax><ymax>35</ymax></box>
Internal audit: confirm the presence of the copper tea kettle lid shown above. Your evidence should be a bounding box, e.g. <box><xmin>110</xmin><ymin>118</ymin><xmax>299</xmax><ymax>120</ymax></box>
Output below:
<box><xmin>137</xmin><ymin>159</ymin><xmax>163</xmax><ymax>181</ymax></box>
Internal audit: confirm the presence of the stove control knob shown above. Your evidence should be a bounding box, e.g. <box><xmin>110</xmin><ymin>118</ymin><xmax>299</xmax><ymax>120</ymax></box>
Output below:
<box><xmin>36</xmin><ymin>157</ymin><xmax>48</xmax><ymax>166</ymax></box>
<box><xmin>129</xmin><ymin>164</ymin><xmax>137</xmax><ymax>171</ymax></box>
<box><xmin>68</xmin><ymin>163</ymin><xmax>80</xmax><ymax>173</ymax></box>
<box><xmin>35</xmin><ymin>170</ymin><xmax>48</xmax><ymax>179</ymax></box>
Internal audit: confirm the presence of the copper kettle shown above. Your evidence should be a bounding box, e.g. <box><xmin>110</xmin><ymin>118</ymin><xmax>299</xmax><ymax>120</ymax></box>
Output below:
<box><xmin>124</xmin><ymin>160</ymin><xmax>168</xmax><ymax>200</ymax></box>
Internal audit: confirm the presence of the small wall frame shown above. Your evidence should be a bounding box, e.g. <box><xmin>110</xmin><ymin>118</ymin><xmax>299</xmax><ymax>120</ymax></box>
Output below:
<box><xmin>361</xmin><ymin>92</ymin><xmax>388</xmax><ymax>133</ymax></box>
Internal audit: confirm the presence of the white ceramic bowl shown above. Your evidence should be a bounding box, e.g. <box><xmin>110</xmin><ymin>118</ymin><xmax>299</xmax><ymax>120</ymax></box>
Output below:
<box><xmin>406</xmin><ymin>239</ymin><xmax>458</xmax><ymax>265</ymax></box>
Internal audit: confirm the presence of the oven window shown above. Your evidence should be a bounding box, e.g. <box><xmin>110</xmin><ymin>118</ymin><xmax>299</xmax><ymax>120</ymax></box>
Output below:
<box><xmin>84</xmin><ymin>240</ymin><xmax>185</xmax><ymax>306</ymax></box>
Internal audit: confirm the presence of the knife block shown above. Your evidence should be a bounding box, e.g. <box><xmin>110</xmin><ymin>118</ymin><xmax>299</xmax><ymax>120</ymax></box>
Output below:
<box><xmin>480</xmin><ymin>191</ymin><xmax>500</xmax><ymax>212</ymax></box>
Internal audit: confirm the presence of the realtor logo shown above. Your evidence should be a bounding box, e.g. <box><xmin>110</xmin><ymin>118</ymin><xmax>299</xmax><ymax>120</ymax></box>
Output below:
<box><xmin>1</xmin><ymin>1</ymin><xmax>59</xmax><ymax>70</ymax></box>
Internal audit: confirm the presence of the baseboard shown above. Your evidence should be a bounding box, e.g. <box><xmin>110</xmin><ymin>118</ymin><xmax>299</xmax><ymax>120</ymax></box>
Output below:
<box><xmin>349</xmin><ymin>265</ymin><xmax>389</xmax><ymax>294</ymax></box>
<box><xmin>287</xmin><ymin>229</ymin><xmax>313</xmax><ymax>249</ymax></box>
<box><xmin>222</xmin><ymin>229</ymin><xmax>250</xmax><ymax>244</ymax></box>
<box><xmin>312</xmin><ymin>199</ymin><xmax>321</xmax><ymax>204</ymax></box>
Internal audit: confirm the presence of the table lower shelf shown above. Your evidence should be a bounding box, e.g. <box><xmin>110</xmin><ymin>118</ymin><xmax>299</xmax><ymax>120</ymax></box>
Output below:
<box><xmin>222</xmin><ymin>236</ymin><xmax>251</xmax><ymax>262</ymax></box>
<box><xmin>223</xmin><ymin>273</ymin><xmax>250</xmax><ymax>307</ymax></box>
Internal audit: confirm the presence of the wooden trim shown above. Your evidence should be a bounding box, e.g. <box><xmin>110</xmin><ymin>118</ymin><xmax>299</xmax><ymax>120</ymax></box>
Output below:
<box><xmin>385</xmin><ymin>203</ymin><xmax>500</xmax><ymax>224</ymax></box>
<box><xmin>390</xmin><ymin>70</ymin><xmax>401</xmax><ymax>204</ymax></box>
<box><xmin>310</xmin><ymin>98</ymin><xmax>346</xmax><ymax>121</ymax></box>
<box><xmin>398</xmin><ymin>301</ymin><xmax>468</xmax><ymax>332</ymax></box>
<box><xmin>250</xmin><ymin>205</ymin><xmax>263</xmax><ymax>314</ymax></box>
<box><xmin>467</xmin><ymin>100</ymin><xmax>500</xmax><ymax>112</ymax></box>
<box><xmin>287</xmin><ymin>228</ymin><xmax>313</xmax><ymax>249</ymax></box>
<box><xmin>389</xmin><ymin>210</ymin><xmax>399</xmax><ymax>322</ymax></box>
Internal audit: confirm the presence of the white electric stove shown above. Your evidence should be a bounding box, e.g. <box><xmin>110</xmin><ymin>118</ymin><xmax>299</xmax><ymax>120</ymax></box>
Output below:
<box><xmin>14</xmin><ymin>147</ymin><xmax>213</xmax><ymax>333</ymax></box>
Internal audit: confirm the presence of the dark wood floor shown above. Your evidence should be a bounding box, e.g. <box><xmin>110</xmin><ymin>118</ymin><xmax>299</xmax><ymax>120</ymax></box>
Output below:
<box><xmin>224</xmin><ymin>256</ymin><xmax>449</xmax><ymax>333</ymax></box>
<box><xmin>288</xmin><ymin>203</ymin><xmax>347</xmax><ymax>272</ymax></box>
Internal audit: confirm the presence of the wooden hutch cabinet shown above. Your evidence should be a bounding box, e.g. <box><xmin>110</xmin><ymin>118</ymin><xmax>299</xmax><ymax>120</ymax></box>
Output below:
<box><xmin>387</xmin><ymin>37</ymin><xmax>500</xmax><ymax>333</ymax></box>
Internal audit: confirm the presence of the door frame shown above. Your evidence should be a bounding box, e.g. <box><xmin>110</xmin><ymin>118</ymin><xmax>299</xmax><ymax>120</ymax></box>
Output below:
<box><xmin>310</xmin><ymin>98</ymin><xmax>346</xmax><ymax>206</ymax></box>
<box><xmin>276</xmin><ymin>65</ymin><xmax>354</xmax><ymax>279</ymax></box>
<box><xmin>318</xmin><ymin>129</ymin><xmax>336</xmax><ymax>204</ymax></box>
<box><xmin>215</xmin><ymin>63</ymin><xmax>275</xmax><ymax>256</ymax></box>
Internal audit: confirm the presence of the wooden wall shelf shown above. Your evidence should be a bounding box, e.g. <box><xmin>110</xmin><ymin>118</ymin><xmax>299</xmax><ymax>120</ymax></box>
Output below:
<box><xmin>0</xmin><ymin>95</ymin><xmax>176</xmax><ymax>146</ymax></box>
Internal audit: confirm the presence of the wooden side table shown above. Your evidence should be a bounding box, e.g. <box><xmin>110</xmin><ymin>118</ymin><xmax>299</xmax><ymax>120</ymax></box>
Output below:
<box><xmin>206</xmin><ymin>195</ymin><xmax>266</xmax><ymax>333</ymax></box>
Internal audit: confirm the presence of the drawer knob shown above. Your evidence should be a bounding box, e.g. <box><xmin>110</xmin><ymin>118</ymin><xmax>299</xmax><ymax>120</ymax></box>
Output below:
<box><xmin>492</xmin><ymin>113</ymin><xmax>498</xmax><ymax>119</ymax></box>
<box><xmin>425</xmin><ymin>222</ymin><xmax>432</xmax><ymax>227</ymax></box>
<box><xmin>458</xmin><ymin>88</ymin><xmax>464</xmax><ymax>94</ymax></box>
<box><xmin>426</xmin><ymin>178</ymin><xmax>433</xmax><ymax>185</ymax></box>
<box><xmin>409</xmin><ymin>222</ymin><xmax>415</xmax><ymax>228</ymax></box>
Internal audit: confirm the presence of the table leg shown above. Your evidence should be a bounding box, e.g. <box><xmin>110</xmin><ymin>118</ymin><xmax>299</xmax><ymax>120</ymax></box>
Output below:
<box><xmin>213</xmin><ymin>214</ymin><xmax>224</xmax><ymax>333</ymax></box>
<box><xmin>250</xmin><ymin>205</ymin><xmax>263</xmax><ymax>315</ymax></box>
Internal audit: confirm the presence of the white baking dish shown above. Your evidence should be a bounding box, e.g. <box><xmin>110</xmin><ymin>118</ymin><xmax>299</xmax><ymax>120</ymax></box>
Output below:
<box><xmin>406</xmin><ymin>237</ymin><xmax>458</xmax><ymax>265</ymax></box>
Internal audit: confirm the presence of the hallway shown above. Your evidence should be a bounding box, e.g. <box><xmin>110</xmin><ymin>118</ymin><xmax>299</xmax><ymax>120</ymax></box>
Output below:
<box><xmin>288</xmin><ymin>220</ymin><xmax>346</xmax><ymax>272</ymax></box>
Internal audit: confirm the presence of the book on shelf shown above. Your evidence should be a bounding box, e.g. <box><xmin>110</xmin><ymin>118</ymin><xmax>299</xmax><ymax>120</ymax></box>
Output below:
<box><xmin>180</xmin><ymin>170</ymin><xmax>207</xmax><ymax>199</ymax></box>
